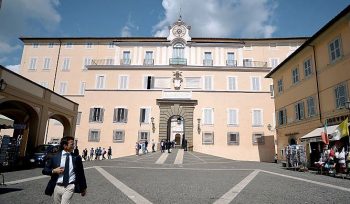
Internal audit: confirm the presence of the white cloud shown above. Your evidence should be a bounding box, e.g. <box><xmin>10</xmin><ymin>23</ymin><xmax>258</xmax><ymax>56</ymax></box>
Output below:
<box><xmin>121</xmin><ymin>26</ymin><xmax>132</xmax><ymax>37</ymax></box>
<box><xmin>0</xmin><ymin>0</ymin><xmax>61</xmax><ymax>65</ymax></box>
<box><xmin>120</xmin><ymin>14</ymin><xmax>139</xmax><ymax>37</ymax></box>
<box><xmin>5</xmin><ymin>64</ymin><xmax>20</xmax><ymax>73</ymax></box>
<box><xmin>153</xmin><ymin>0</ymin><xmax>277</xmax><ymax>38</ymax></box>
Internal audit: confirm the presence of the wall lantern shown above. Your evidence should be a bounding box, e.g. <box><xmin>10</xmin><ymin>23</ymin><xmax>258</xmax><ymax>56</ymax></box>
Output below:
<box><xmin>267</xmin><ymin>124</ymin><xmax>272</xmax><ymax>131</ymax></box>
<box><xmin>151</xmin><ymin>117</ymin><xmax>156</xmax><ymax>133</ymax></box>
<box><xmin>0</xmin><ymin>79</ymin><xmax>7</xmax><ymax>91</ymax></box>
<box><xmin>197</xmin><ymin>118</ymin><xmax>201</xmax><ymax>134</ymax></box>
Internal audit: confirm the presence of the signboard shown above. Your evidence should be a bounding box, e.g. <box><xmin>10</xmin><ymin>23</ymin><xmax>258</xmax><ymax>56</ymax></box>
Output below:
<box><xmin>162</xmin><ymin>91</ymin><xmax>192</xmax><ymax>99</ymax></box>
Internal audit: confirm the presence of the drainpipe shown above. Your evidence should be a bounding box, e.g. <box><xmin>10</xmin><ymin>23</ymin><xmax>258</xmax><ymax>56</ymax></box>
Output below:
<box><xmin>308</xmin><ymin>45</ymin><xmax>322</xmax><ymax>125</ymax></box>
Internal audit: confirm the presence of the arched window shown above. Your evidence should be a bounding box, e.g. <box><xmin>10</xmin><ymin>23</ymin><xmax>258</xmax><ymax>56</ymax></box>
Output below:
<box><xmin>173</xmin><ymin>43</ymin><xmax>185</xmax><ymax>58</ymax></box>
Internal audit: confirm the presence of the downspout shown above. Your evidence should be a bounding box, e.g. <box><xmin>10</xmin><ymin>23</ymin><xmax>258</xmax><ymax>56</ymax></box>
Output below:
<box><xmin>45</xmin><ymin>39</ymin><xmax>61</xmax><ymax>144</ymax></box>
<box><xmin>309</xmin><ymin>45</ymin><xmax>322</xmax><ymax>125</ymax></box>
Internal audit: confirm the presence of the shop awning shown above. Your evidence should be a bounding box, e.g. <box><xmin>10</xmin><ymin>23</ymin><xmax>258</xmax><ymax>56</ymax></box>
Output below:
<box><xmin>300</xmin><ymin>125</ymin><xmax>339</xmax><ymax>142</ymax></box>
<box><xmin>0</xmin><ymin>115</ymin><xmax>14</xmax><ymax>128</ymax></box>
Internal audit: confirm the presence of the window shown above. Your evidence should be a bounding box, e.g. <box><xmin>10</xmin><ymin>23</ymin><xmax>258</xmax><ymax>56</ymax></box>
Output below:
<box><xmin>335</xmin><ymin>83</ymin><xmax>347</xmax><ymax>109</ymax></box>
<box><xmin>277</xmin><ymin>79</ymin><xmax>283</xmax><ymax>93</ymax></box>
<box><xmin>295</xmin><ymin>101</ymin><xmax>305</xmax><ymax>120</ymax></box>
<box><xmin>62</xmin><ymin>58</ymin><xmax>70</xmax><ymax>71</ymax></box>
<box><xmin>122</xmin><ymin>51</ymin><xmax>131</xmax><ymax>65</ymax></box>
<box><xmin>40</xmin><ymin>81</ymin><xmax>49</xmax><ymax>88</ymax></box>
<box><xmin>118</xmin><ymin>75</ymin><xmax>129</xmax><ymax>89</ymax></box>
<box><xmin>270</xmin><ymin>84</ymin><xmax>274</xmax><ymax>97</ymax></box>
<box><xmin>43</xmin><ymin>58</ymin><xmax>51</xmax><ymax>70</ymax></box>
<box><xmin>48</xmin><ymin>42</ymin><xmax>54</xmax><ymax>48</ymax></box>
<box><xmin>138</xmin><ymin>131</ymin><xmax>149</xmax><ymax>141</ymax></box>
<box><xmin>139</xmin><ymin>108</ymin><xmax>150</xmax><ymax>123</ymax></box>
<box><xmin>204</xmin><ymin>76</ymin><xmax>213</xmax><ymax>90</ymax></box>
<box><xmin>227</xmin><ymin>132</ymin><xmax>239</xmax><ymax>145</ymax></box>
<box><xmin>228</xmin><ymin>76</ymin><xmax>237</xmax><ymax>91</ymax></box>
<box><xmin>113</xmin><ymin>130</ymin><xmax>125</xmax><ymax>143</ymax></box>
<box><xmin>79</xmin><ymin>81</ymin><xmax>86</xmax><ymax>95</ymax></box>
<box><xmin>86</xmin><ymin>42</ymin><xmax>93</xmax><ymax>48</ymax></box>
<box><xmin>227</xmin><ymin>52</ymin><xmax>236</xmax><ymax>66</ymax></box>
<box><xmin>227</xmin><ymin>109</ymin><xmax>238</xmax><ymax>125</ymax></box>
<box><xmin>33</xmin><ymin>43</ymin><xmax>39</xmax><ymax>48</ymax></box>
<box><xmin>96</xmin><ymin>75</ymin><xmax>105</xmax><ymax>89</ymax></box>
<box><xmin>108</xmin><ymin>42</ymin><xmax>115</xmax><ymax>48</ymax></box>
<box><xmin>202</xmin><ymin>132</ymin><xmax>214</xmax><ymax>144</ymax></box>
<box><xmin>243</xmin><ymin>58</ymin><xmax>253</xmax><ymax>67</ymax></box>
<box><xmin>185</xmin><ymin>77</ymin><xmax>201</xmax><ymax>89</ymax></box>
<box><xmin>29</xmin><ymin>58</ymin><xmax>37</xmax><ymax>70</ymax></box>
<box><xmin>59</xmin><ymin>82</ymin><xmax>68</xmax><ymax>95</ymax></box>
<box><xmin>172</xmin><ymin>43</ymin><xmax>185</xmax><ymax>58</ymax></box>
<box><xmin>76</xmin><ymin>112</ymin><xmax>82</xmax><ymax>125</ymax></box>
<box><xmin>304</xmin><ymin>58</ymin><xmax>312</xmax><ymax>77</ymax></box>
<box><xmin>89</xmin><ymin>108</ymin><xmax>104</xmax><ymax>122</ymax></box>
<box><xmin>292</xmin><ymin>67</ymin><xmax>299</xmax><ymax>84</ymax></box>
<box><xmin>203</xmin><ymin>52</ymin><xmax>213</xmax><ymax>66</ymax></box>
<box><xmin>252</xmin><ymin>133</ymin><xmax>264</xmax><ymax>144</ymax></box>
<box><xmin>84</xmin><ymin>57</ymin><xmax>92</xmax><ymax>70</ymax></box>
<box><xmin>278</xmin><ymin>109</ymin><xmax>287</xmax><ymax>125</ymax></box>
<box><xmin>65</xmin><ymin>42</ymin><xmax>73</xmax><ymax>48</ymax></box>
<box><xmin>203</xmin><ymin>108</ymin><xmax>214</xmax><ymax>125</ymax></box>
<box><xmin>307</xmin><ymin>97</ymin><xmax>316</xmax><ymax>117</ymax></box>
<box><xmin>88</xmin><ymin>129</ymin><xmax>100</xmax><ymax>142</ymax></box>
<box><xmin>252</xmin><ymin>109</ymin><xmax>263</xmax><ymax>127</ymax></box>
<box><xmin>270</xmin><ymin>58</ymin><xmax>279</xmax><ymax>68</ymax></box>
<box><xmin>144</xmin><ymin>51</ymin><xmax>154</xmax><ymax>65</ymax></box>
<box><xmin>113</xmin><ymin>108</ymin><xmax>128</xmax><ymax>123</ymax></box>
<box><xmin>328</xmin><ymin>37</ymin><xmax>342</xmax><ymax>63</ymax></box>
<box><xmin>251</xmin><ymin>77</ymin><xmax>261</xmax><ymax>91</ymax></box>
<box><xmin>144</xmin><ymin>76</ymin><xmax>155</xmax><ymax>89</ymax></box>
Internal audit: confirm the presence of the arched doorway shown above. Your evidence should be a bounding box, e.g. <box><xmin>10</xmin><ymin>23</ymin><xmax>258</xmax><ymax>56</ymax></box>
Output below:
<box><xmin>167</xmin><ymin>116</ymin><xmax>184</xmax><ymax>147</ymax></box>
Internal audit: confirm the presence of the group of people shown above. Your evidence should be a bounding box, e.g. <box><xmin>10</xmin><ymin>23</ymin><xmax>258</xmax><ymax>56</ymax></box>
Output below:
<box><xmin>315</xmin><ymin>145</ymin><xmax>350</xmax><ymax>176</ymax></box>
<box><xmin>135</xmin><ymin>139</ymin><xmax>156</xmax><ymax>155</ymax></box>
<box><xmin>160</xmin><ymin>139</ymin><xmax>174</xmax><ymax>153</ymax></box>
<box><xmin>81</xmin><ymin>146</ymin><xmax>112</xmax><ymax>161</ymax></box>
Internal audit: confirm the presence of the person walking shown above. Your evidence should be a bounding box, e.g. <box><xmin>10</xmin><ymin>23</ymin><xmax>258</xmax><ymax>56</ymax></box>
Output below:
<box><xmin>95</xmin><ymin>147</ymin><xmax>98</xmax><ymax>160</ymax></box>
<box><xmin>42</xmin><ymin>136</ymin><xmax>87</xmax><ymax>204</ymax></box>
<box><xmin>152</xmin><ymin>139</ymin><xmax>155</xmax><ymax>152</ymax></box>
<box><xmin>145</xmin><ymin>140</ymin><xmax>149</xmax><ymax>154</ymax></box>
<box><xmin>107</xmin><ymin>146</ymin><xmax>112</xmax><ymax>159</ymax></box>
<box><xmin>89</xmin><ymin>148</ymin><xmax>94</xmax><ymax>161</ymax></box>
<box><xmin>82</xmin><ymin>148</ymin><xmax>88</xmax><ymax>161</ymax></box>
<box><xmin>102</xmin><ymin>148</ymin><xmax>106</xmax><ymax>160</ymax></box>
<box><xmin>135</xmin><ymin>142</ymin><xmax>139</xmax><ymax>156</ymax></box>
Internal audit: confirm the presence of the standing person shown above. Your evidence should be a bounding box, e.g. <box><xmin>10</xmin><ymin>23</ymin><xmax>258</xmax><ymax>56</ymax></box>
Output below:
<box><xmin>166</xmin><ymin>140</ymin><xmax>171</xmax><ymax>153</ymax></box>
<box><xmin>102</xmin><ymin>148</ymin><xmax>106</xmax><ymax>160</ymax></box>
<box><xmin>42</xmin><ymin>136</ymin><xmax>87</xmax><ymax>203</ymax></box>
<box><xmin>160</xmin><ymin>140</ymin><xmax>164</xmax><ymax>153</ymax></box>
<box><xmin>145</xmin><ymin>140</ymin><xmax>149</xmax><ymax>154</ymax></box>
<box><xmin>73</xmin><ymin>146</ymin><xmax>79</xmax><ymax>156</ymax></box>
<box><xmin>89</xmin><ymin>148</ymin><xmax>94</xmax><ymax>161</ymax></box>
<box><xmin>135</xmin><ymin>142</ymin><xmax>139</xmax><ymax>156</ymax></box>
<box><xmin>95</xmin><ymin>147</ymin><xmax>98</xmax><ymax>160</ymax></box>
<box><xmin>107</xmin><ymin>146</ymin><xmax>112</xmax><ymax>159</ymax></box>
<box><xmin>152</xmin><ymin>139</ymin><xmax>155</xmax><ymax>152</ymax></box>
<box><xmin>82</xmin><ymin>148</ymin><xmax>88</xmax><ymax>161</ymax></box>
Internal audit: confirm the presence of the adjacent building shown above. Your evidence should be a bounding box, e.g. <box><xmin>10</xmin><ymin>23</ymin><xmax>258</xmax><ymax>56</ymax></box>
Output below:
<box><xmin>266</xmin><ymin>5</ymin><xmax>350</xmax><ymax>164</ymax></box>
<box><xmin>18</xmin><ymin>18</ymin><xmax>307</xmax><ymax>161</ymax></box>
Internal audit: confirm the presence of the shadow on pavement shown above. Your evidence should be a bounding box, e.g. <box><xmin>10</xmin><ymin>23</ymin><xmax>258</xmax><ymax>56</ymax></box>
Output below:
<box><xmin>0</xmin><ymin>187</ymin><xmax>23</xmax><ymax>195</ymax></box>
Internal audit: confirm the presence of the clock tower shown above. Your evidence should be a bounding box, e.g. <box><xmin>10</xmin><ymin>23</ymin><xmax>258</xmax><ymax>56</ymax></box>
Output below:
<box><xmin>167</xmin><ymin>16</ymin><xmax>191</xmax><ymax>42</ymax></box>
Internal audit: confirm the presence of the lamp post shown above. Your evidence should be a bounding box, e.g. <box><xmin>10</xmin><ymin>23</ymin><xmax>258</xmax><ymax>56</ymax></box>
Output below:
<box><xmin>0</xmin><ymin>79</ymin><xmax>7</xmax><ymax>91</ymax></box>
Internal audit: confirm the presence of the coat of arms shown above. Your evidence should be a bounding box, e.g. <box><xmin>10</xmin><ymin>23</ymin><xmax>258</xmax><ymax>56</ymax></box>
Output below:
<box><xmin>173</xmin><ymin>70</ymin><xmax>183</xmax><ymax>90</ymax></box>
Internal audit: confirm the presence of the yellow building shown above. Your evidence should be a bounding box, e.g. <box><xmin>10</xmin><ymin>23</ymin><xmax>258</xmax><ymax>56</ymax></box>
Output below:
<box><xmin>266</xmin><ymin>5</ymin><xmax>350</xmax><ymax>164</ymax></box>
<box><xmin>18</xmin><ymin>18</ymin><xmax>307</xmax><ymax>162</ymax></box>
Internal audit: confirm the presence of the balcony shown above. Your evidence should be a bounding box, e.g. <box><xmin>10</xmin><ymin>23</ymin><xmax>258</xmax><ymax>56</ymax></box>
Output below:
<box><xmin>121</xmin><ymin>58</ymin><xmax>131</xmax><ymax>65</ymax></box>
<box><xmin>92</xmin><ymin>59</ymin><xmax>115</xmax><ymax>65</ymax></box>
<box><xmin>169</xmin><ymin>58</ymin><xmax>187</xmax><ymax>66</ymax></box>
<box><xmin>243</xmin><ymin>61</ymin><xmax>267</xmax><ymax>68</ymax></box>
<box><xmin>143</xmin><ymin>59</ymin><xmax>154</xmax><ymax>66</ymax></box>
<box><xmin>226</xmin><ymin>60</ymin><xmax>237</xmax><ymax>67</ymax></box>
<box><xmin>203</xmin><ymin>59</ymin><xmax>213</xmax><ymax>66</ymax></box>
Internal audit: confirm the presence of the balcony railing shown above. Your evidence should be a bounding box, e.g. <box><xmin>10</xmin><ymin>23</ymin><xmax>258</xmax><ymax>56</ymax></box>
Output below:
<box><xmin>169</xmin><ymin>58</ymin><xmax>187</xmax><ymax>66</ymax></box>
<box><xmin>203</xmin><ymin>59</ymin><xmax>213</xmax><ymax>66</ymax></box>
<box><xmin>121</xmin><ymin>58</ymin><xmax>131</xmax><ymax>65</ymax></box>
<box><xmin>91</xmin><ymin>59</ymin><xmax>116</xmax><ymax>65</ymax></box>
<box><xmin>226</xmin><ymin>60</ymin><xmax>237</xmax><ymax>67</ymax></box>
<box><xmin>143</xmin><ymin>59</ymin><xmax>154</xmax><ymax>66</ymax></box>
<box><xmin>243</xmin><ymin>61</ymin><xmax>267</xmax><ymax>68</ymax></box>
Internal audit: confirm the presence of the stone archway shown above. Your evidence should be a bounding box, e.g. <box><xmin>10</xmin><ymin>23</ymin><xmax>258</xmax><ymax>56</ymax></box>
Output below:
<box><xmin>156</xmin><ymin>99</ymin><xmax>197</xmax><ymax>150</ymax></box>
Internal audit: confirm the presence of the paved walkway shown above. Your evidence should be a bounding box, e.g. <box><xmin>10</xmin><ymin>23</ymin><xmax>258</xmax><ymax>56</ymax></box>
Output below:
<box><xmin>1</xmin><ymin>150</ymin><xmax>350</xmax><ymax>204</ymax></box>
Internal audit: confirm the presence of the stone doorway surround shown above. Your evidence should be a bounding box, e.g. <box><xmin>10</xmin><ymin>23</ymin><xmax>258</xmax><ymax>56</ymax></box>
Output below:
<box><xmin>156</xmin><ymin>99</ymin><xmax>197</xmax><ymax>150</ymax></box>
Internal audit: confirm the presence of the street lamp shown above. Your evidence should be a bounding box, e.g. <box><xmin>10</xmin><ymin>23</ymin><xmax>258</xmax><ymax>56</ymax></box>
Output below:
<box><xmin>197</xmin><ymin>118</ymin><xmax>201</xmax><ymax>134</ymax></box>
<box><xmin>0</xmin><ymin>79</ymin><xmax>7</xmax><ymax>91</ymax></box>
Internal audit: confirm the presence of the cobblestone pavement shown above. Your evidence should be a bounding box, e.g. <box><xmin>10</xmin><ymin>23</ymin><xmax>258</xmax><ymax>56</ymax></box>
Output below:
<box><xmin>1</xmin><ymin>149</ymin><xmax>350</xmax><ymax>204</ymax></box>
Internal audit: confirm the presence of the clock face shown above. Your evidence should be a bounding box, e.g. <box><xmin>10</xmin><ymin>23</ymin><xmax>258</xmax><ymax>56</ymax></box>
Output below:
<box><xmin>172</xmin><ymin>26</ymin><xmax>186</xmax><ymax>37</ymax></box>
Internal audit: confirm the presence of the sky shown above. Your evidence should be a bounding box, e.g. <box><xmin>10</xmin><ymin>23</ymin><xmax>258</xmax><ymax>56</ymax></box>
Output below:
<box><xmin>0</xmin><ymin>0</ymin><xmax>349</xmax><ymax>73</ymax></box>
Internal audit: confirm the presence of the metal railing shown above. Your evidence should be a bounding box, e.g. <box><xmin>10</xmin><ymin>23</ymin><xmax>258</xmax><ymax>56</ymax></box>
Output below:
<box><xmin>203</xmin><ymin>59</ymin><xmax>213</xmax><ymax>66</ymax></box>
<box><xmin>169</xmin><ymin>58</ymin><xmax>187</xmax><ymax>65</ymax></box>
<box><xmin>226</xmin><ymin>60</ymin><xmax>237</xmax><ymax>67</ymax></box>
<box><xmin>143</xmin><ymin>59</ymin><xmax>154</xmax><ymax>66</ymax></box>
<box><xmin>120</xmin><ymin>59</ymin><xmax>131</xmax><ymax>65</ymax></box>
<box><xmin>243</xmin><ymin>61</ymin><xmax>267</xmax><ymax>68</ymax></box>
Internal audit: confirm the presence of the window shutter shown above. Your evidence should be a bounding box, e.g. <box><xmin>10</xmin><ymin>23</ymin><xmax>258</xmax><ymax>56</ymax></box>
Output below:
<box><xmin>100</xmin><ymin>108</ymin><xmax>105</xmax><ymax>122</ymax></box>
<box><xmin>145</xmin><ymin>108</ymin><xmax>150</xmax><ymax>123</ymax></box>
<box><xmin>124</xmin><ymin>109</ymin><xmax>128</xmax><ymax>123</ymax></box>
<box><xmin>89</xmin><ymin>108</ymin><xmax>93</xmax><ymax>122</ymax></box>
<box><xmin>140</xmin><ymin>109</ymin><xmax>145</xmax><ymax>123</ymax></box>
<box><xmin>113</xmin><ymin>108</ymin><xmax>117</xmax><ymax>122</ymax></box>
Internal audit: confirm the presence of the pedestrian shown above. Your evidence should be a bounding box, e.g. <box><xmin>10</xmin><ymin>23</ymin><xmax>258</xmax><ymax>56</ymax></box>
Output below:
<box><xmin>145</xmin><ymin>140</ymin><xmax>149</xmax><ymax>154</ymax></box>
<box><xmin>152</xmin><ymin>139</ymin><xmax>155</xmax><ymax>152</ymax></box>
<box><xmin>89</xmin><ymin>148</ymin><xmax>94</xmax><ymax>161</ymax></box>
<box><xmin>42</xmin><ymin>136</ymin><xmax>87</xmax><ymax>203</ymax></box>
<box><xmin>95</xmin><ymin>147</ymin><xmax>98</xmax><ymax>160</ymax></box>
<box><xmin>102</xmin><ymin>148</ymin><xmax>106</xmax><ymax>160</ymax></box>
<box><xmin>73</xmin><ymin>146</ymin><xmax>79</xmax><ymax>156</ymax></box>
<box><xmin>141</xmin><ymin>142</ymin><xmax>146</xmax><ymax>154</ymax></box>
<box><xmin>82</xmin><ymin>148</ymin><xmax>88</xmax><ymax>161</ymax></box>
<box><xmin>107</xmin><ymin>146</ymin><xmax>112</xmax><ymax>159</ymax></box>
<box><xmin>135</xmin><ymin>142</ymin><xmax>139</xmax><ymax>156</ymax></box>
<box><xmin>167</xmin><ymin>140</ymin><xmax>171</xmax><ymax>153</ymax></box>
<box><xmin>160</xmin><ymin>140</ymin><xmax>165</xmax><ymax>153</ymax></box>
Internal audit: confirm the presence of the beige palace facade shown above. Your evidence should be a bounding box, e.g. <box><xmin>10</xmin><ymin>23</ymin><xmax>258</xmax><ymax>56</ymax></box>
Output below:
<box><xmin>266</xmin><ymin>6</ymin><xmax>350</xmax><ymax>164</ymax></box>
<box><xmin>18</xmin><ymin>19</ymin><xmax>307</xmax><ymax>162</ymax></box>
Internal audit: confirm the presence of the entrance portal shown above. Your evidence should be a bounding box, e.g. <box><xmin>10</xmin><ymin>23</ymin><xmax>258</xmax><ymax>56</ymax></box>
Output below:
<box><xmin>167</xmin><ymin>116</ymin><xmax>184</xmax><ymax>147</ymax></box>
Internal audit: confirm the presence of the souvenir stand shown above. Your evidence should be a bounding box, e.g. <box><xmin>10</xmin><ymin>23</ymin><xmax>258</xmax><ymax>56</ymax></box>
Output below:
<box><xmin>285</xmin><ymin>145</ymin><xmax>307</xmax><ymax>171</ymax></box>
